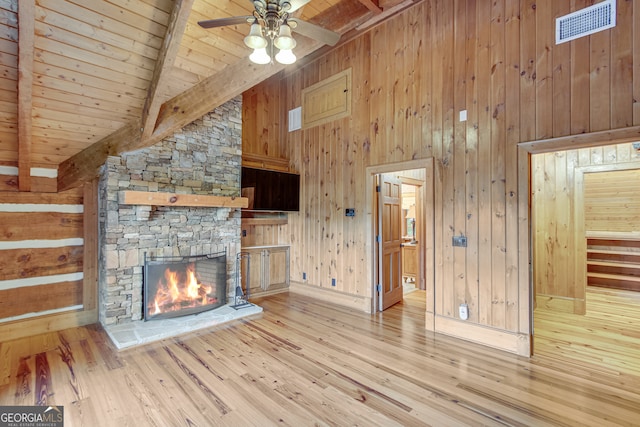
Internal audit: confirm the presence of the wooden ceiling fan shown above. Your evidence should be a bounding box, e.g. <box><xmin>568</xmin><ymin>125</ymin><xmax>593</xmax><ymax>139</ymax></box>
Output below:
<box><xmin>198</xmin><ymin>0</ymin><xmax>340</xmax><ymax>64</ymax></box>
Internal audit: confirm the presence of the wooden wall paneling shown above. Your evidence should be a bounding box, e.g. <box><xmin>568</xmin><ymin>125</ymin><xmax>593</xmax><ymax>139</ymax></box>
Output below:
<box><xmin>0</xmin><ymin>246</ymin><xmax>83</xmax><ymax>280</ymax></box>
<box><xmin>589</xmin><ymin>146</ymin><xmax>603</xmax><ymax>165</ymax></box>
<box><xmin>241</xmin><ymin>75</ymin><xmax>289</xmax><ymax>170</ymax></box>
<box><xmin>332</xmin><ymin>118</ymin><xmax>343</xmax><ymax>292</ymax></box>
<box><xmin>635</xmin><ymin>0</ymin><xmax>640</xmax><ymax>124</ymax></box>
<box><xmin>532</xmin><ymin>153</ymin><xmax>544</xmax><ymax>297</ymax></box>
<box><xmin>351</xmin><ymin>35</ymin><xmax>371</xmax><ymax>299</ymax></box>
<box><xmin>431</xmin><ymin>0</ymin><xmax>446</xmax><ymax>318</ymax></box>
<box><xmin>311</xmin><ymin>123</ymin><xmax>321</xmax><ymax>288</ymax></box>
<box><xmin>0</xmin><ymin>281</ymin><xmax>83</xmax><ymax>318</ymax></box>
<box><xmin>572</xmin><ymin>165</ymin><xmax>587</xmax><ymax>314</ymax></box>
<box><xmin>535</xmin><ymin>0</ymin><xmax>553</xmax><ymax>140</ymax></box>
<box><xmin>611</xmin><ymin>0</ymin><xmax>633</xmax><ymax>130</ymax></box>
<box><xmin>566</xmin><ymin>149</ymin><xmax>580</xmax><ymax>310</ymax></box>
<box><xmin>0</xmin><ymin>186</ymin><xmax>96</xmax><ymax>341</ymax></box>
<box><xmin>603</xmin><ymin>142</ymin><xmax>618</xmax><ymax>164</ymax></box>
<box><xmin>577</xmin><ymin>146</ymin><xmax>591</xmax><ymax>167</ymax></box>
<box><xmin>551</xmin><ymin>0</ymin><xmax>571</xmax><ymax>138</ymax></box>
<box><xmin>537</xmin><ymin>152</ymin><xmax>557</xmax><ymax>296</ymax></box>
<box><xmin>368</xmin><ymin>25</ymin><xmax>384</xmax><ymax>165</ymax></box>
<box><xmin>420</xmin><ymin>0</ymin><xmax>434</xmax><ymax>161</ymax></box>
<box><xmin>490</xmin><ymin>0</ymin><xmax>506</xmax><ymax>330</ymax></box>
<box><xmin>504</xmin><ymin>0</ymin><xmax>521</xmax><ymax>332</ymax></box>
<box><xmin>406</xmin><ymin>7</ymin><xmax>420</xmax><ymax>158</ymax></box>
<box><xmin>0</xmin><ymin>212</ymin><xmax>83</xmax><ymax>241</ymax></box>
<box><xmin>475</xmin><ymin>0</ymin><xmax>492</xmax><ymax>326</ymax></box>
<box><xmin>519</xmin><ymin>0</ymin><xmax>536</xmax><ymax>142</ymax></box>
<box><xmin>452</xmin><ymin>0</ymin><xmax>467</xmax><ymax>321</ymax></box>
<box><xmin>589</xmin><ymin>14</ymin><xmax>611</xmax><ymax>132</ymax></box>
<box><xmin>441</xmin><ymin>0</ymin><xmax>455</xmax><ymax>319</ymax></box>
<box><xmin>464</xmin><ymin>0</ymin><xmax>479</xmax><ymax>324</ymax></box>
<box><xmin>584</xmin><ymin>168</ymin><xmax>640</xmax><ymax>232</ymax></box>
<box><xmin>318</xmin><ymin>121</ymin><xmax>328</xmax><ymax>288</ymax></box>
<box><xmin>323</xmin><ymin>118</ymin><xmax>334</xmax><ymax>289</ymax></box>
<box><xmin>285</xmin><ymin>72</ymin><xmax>303</xmax><ymax>284</ymax></box>
<box><xmin>242</xmin><ymin>89</ymin><xmax>258</xmax><ymax>155</ymax></box>
<box><xmin>570</xmin><ymin>0</ymin><xmax>591</xmax><ymax>135</ymax></box>
<box><xmin>434</xmin><ymin>2</ymin><xmax>456</xmax><ymax>316</ymax></box>
<box><xmin>554</xmin><ymin>152</ymin><xmax>572</xmax><ymax>301</ymax></box>
<box><xmin>518</xmin><ymin>0</ymin><xmax>536</xmax><ymax>337</ymax></box>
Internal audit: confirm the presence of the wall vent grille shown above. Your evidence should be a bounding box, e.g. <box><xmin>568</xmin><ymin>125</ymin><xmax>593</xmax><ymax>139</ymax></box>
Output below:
<box><xmin>556</xmin><ymin>0</ymin><xmax>616</xmax><ymax>44</ymax></box>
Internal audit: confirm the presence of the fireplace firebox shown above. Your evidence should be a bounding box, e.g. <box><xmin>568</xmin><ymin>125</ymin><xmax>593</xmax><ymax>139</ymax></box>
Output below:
<box><xmin>143</xmin><ymin>252</ymin><xmax>227</xmax><ymax>321</ymax></box>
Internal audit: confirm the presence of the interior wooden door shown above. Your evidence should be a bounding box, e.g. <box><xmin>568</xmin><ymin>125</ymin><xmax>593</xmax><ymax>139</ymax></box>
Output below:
<box><xmin>378</xmin><ymin>173</ymin><xmax>403</xmax><ymax>310</ymax></box>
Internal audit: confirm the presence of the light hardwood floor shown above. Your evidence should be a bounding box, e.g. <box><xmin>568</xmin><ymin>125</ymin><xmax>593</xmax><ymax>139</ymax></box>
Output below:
<box><xmin>0</xmin><ymin>289</ymin><xmax>639</xmax><ymax>426</ymax></box>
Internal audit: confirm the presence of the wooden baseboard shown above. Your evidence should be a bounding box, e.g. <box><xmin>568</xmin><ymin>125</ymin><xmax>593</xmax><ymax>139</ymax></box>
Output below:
<box><xmin>425</xmin><ymin>311</ymin><xmax>435</xmax><ymax>331</ymax></box>
<box><xmin>435</xmin><ymin>315</ymin><xmax>531</xmax><ymax>356</ymax></box>
<box><xmin>289</xmin><ymin>281</ymin><xmax>372</xmax><ymax>313</ymax></box>
<box><xmin>249</xmin><ymin>286</ymin><xmax>289</xmax><ymax>299</ymax></box>
<box><xmin>0</xmin><ymin>309</ymin><xmax>98</xmax><ymax>342</ymax></box>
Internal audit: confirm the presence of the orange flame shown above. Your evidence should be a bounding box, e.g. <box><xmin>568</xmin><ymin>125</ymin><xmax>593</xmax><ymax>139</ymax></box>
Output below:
<box><xmin>150</xmin><ymin>263</ymin><xmax>215</xmax><ymax>315</ymax></box>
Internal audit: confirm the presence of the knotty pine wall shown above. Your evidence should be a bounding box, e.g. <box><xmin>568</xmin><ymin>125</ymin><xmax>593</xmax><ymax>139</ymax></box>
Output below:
<box><xmin>532</xmin><ymin>143</ymin><xmax>640</xmax><ymax>313</ymax></box>
<box><xmin>242</xmin><ymin>0</ymin><xmax>640</xmax><ymax>355</ymax></box>
<box><xmin>0</xmin><ymin>183</ymin><xmax>98</xmax><ymax>341</ymax></box>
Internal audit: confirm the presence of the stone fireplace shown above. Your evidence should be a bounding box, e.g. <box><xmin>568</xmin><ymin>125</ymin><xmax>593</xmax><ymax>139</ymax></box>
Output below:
<box><xmin>97</xmin><ymin>97</ymin><xmax>260</xmax><ymax>347</ymax></box>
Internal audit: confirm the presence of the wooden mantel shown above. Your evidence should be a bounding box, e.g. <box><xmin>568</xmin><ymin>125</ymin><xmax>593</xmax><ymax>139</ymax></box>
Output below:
<box><xmin>120</xmin><ymin>191</ymin><xmax>248</xmax><ymax>208</ymax></box>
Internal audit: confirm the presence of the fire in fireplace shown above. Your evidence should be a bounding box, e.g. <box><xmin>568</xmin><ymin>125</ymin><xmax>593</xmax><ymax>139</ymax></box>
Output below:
<box><xmin>143</xmin><ymin>252</ymin><xmax>227</xmax><ymax>321</ymax></box>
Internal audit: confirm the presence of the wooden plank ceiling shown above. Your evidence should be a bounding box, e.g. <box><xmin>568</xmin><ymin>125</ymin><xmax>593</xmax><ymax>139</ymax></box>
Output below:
<box><xmin>0</xmin><ymin>0</ymin><xmax>415</xmax><ymax>192</ymax></box>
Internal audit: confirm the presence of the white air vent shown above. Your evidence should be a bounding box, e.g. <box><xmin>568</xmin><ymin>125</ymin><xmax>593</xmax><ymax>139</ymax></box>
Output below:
<box><xmin>288</xmin><ymin>106</ymin><xmax>302</xmax><ymax>132</ymax></box>
<box><xmin>556</xmin><ymin>0</ymin><xmax>616</xmax><ymax>44</ymax></box>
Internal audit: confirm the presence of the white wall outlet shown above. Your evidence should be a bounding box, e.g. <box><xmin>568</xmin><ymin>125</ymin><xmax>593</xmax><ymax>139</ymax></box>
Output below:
<box><xmin>459</xmin><ymin>110</ymin><xmax>467</xmax><ymax>122</ymax></box>
<box><xmin>459</xmin><ymin>303</ymin><xmax>469</xmax><ymax>320</ymax></box>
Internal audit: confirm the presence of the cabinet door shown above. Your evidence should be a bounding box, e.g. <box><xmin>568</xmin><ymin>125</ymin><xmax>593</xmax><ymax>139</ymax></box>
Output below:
<box><xmin>240</xmin><ymin>250</ymin><xmax>264</xmax><ymax>298</ymax></box>
<box><xmin>266</xmin><ymin>247</ymin><xmax>290</xmax><ymax>291</ymax></box>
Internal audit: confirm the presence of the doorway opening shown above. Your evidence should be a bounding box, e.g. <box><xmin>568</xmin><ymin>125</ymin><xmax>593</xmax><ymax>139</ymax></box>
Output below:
<box><xmin>366</xmin><ymin>159</ymin><xmax>434</xmax><ymax>315</ymax></box>
<box><xmin>530</xmin><ymin>142</ymin><xmax>640</xmax><ymax>373</ymax></box>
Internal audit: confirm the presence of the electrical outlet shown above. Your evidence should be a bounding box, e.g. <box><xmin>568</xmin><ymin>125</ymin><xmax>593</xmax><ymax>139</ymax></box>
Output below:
<box><xmin>459</xmin><ymin>303</ymin><xmax>469</xmax><ymax>320</ymax></box>
<box><xmin>302</xmin><ymin>272</ymin><xmax>307</xmax><ymax>280</ymax></box>
<box><xmin>332</xmin><ymin>278</ymin><xmax>336</xmax><ymax>287</ymax></box>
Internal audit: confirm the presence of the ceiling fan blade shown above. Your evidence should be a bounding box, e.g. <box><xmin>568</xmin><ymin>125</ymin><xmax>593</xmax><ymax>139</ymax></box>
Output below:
<box><xmin>287</xmin><ymin>0</ymin><xmax>312</xmax><ymax>13</ymax></box>
<box><xmin>289</xmin><ymin>18</ymin><xmax>340</xmax><ymax>46</ymax></box>
<box><xmin>198</xmin><ymin>16</ymin><xmax>252</xmax><ymax>29</ymax></box>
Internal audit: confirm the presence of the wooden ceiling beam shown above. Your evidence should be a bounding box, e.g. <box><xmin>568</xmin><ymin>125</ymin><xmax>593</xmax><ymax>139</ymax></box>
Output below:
<box><xmin>57</xmin><ymin>120</ymin><xmax>143</xmax><ymax>192</ymax></box>
<box><xmin>356</xmin><ymin>0</ymin><xmax>383</xmax><ymax>14</ymax></box>
<box><xmin>17</xmin><ymin>0</ymin><xmax>35</xmax><ymax>192</ymax></box>
<box><xmin>141</xmin><ymin>0</ymin><xmax>195</xmax><ymax>141</ymax></box>
<box><xmin>57</xmin><ymin>1</ymin><xmax>379</xmax><ymax>192</ymax></box>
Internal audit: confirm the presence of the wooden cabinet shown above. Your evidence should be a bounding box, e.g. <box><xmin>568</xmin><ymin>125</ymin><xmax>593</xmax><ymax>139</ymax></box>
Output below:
<box><xmin>402</xmin><ymin>243</ymin><xmax>417</xmax><ymax>282</ymax></box>
<box><xmin>240</xmin><ymin>245</ymin><xmax>290</xmax><ymax>297</ymax></box>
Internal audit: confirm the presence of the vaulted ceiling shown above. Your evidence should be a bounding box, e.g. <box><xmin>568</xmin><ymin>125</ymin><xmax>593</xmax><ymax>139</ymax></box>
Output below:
<box><xmin>0</xmin><ymin>0</ymin><xmax>417</xmax><ymax>192</ymax></box>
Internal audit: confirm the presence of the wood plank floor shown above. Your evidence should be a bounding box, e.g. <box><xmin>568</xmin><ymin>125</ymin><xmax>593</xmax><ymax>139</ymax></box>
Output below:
<box><xmin>0</xmin><ymin>289</ymin><xmax>639</xmax><ymax>426</ymax></box>
<box><xmin>534</xmin><ymin>286</ymin><xmax>640</xmax><ymax>377</ymax></box>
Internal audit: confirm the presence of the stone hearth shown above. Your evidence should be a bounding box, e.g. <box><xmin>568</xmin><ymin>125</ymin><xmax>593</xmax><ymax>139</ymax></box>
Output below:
<box><xmin>97</xmin><ymin>96</ymin><xmax>260</xmax><ymax>346</ymax></box>
<box><xmin>105</xmin><ymin>304</ymin><xmax>263</xmax><ymax>349</ymax></box>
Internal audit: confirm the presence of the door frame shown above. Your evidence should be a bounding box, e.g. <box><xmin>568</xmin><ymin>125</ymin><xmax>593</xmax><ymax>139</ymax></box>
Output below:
<box><xmin>365</xmin><ymin>159</ymin><xmax>435</xmax><ymax>326</ymax></box>
<box><xmin>518</xmin><ymin>128</ymin><xmax>640</xmax><ymax>356</ymax></box>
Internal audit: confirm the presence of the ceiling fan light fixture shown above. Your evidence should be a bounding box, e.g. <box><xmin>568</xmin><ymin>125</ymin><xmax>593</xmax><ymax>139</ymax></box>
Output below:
<box><xmin>244</xmin><ymin>21</ymin><xmax>267</xmax><ymax>49</ymax></box>
<box><xmin>274</xmin><ymin>23</ymin><xmax>296</xmax><ymax>50</ymax></box>
<box><xmin>249</xmin><ymin>47</ymin><xmax>271</xmax><ymax>64</ymax></box>
<box><xmin>275</xmin><ymin>48</ymin><xmax>296</xmax><ymax>65</ymax></box>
